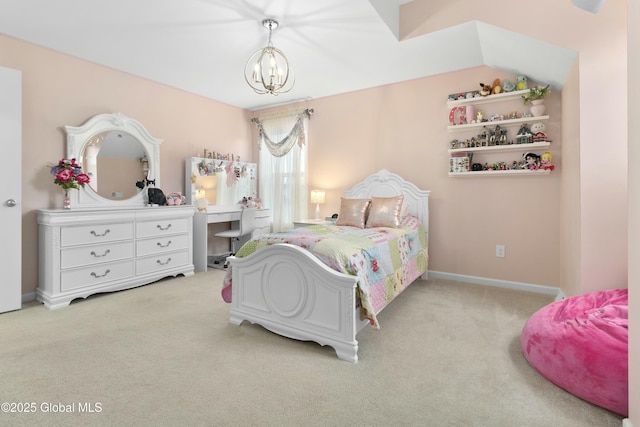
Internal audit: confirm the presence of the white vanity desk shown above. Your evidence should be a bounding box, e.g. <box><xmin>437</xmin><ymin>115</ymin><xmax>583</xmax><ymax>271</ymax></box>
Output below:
<box><xmin>193</xmin><ymin>205</ymin><xmax>271</xmax><ymax>272</ymax></box>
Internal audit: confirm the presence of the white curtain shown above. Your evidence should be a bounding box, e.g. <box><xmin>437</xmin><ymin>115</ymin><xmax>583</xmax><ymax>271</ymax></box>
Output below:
<box><xmin>256</xmin><ymin>111</ymin><xmax>310</xmax><ymax>232</ymax></box>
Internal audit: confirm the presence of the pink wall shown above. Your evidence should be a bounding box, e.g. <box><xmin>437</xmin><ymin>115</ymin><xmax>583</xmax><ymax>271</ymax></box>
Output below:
<box><xmin>304</xmin><ymin>67</ymin><xmax>563</xmax><ymax>287</ymax></box>
<box><xmin>402</xmin><ymin>0</ymin><xmax>629</xmax><ymax>295</ymax></box>
<box><xmin>0</xmin><ymin>34</ymin><xmax>251</xmax><ymax>295</ymax></box>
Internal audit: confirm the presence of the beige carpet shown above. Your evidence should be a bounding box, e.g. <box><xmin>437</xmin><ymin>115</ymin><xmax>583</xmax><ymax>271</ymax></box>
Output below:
<box><xmin>0</xmin><ymin>270</ymin><xmax>624</xmax><ymax>427</ymax></box>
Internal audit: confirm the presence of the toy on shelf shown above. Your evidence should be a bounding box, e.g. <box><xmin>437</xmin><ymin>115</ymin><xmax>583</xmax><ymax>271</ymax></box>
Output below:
<box><xmin>516</xmin><ymin>75</ymin><xmax>528</xmax><ymax>91</ymax></box>
<box><xmin>479</xmin><ymin>82</ymin><xmax>491</xmax><ymax>96</ymax></box>
<box><xmin>523</xmin><ymin>152</ymin><xmax>541</xmax><ymax>170</ymax></box>
<box><xmin>491</xmin><ymin>79</ymin><xmax>502</xmax><ymax>94</ymax></box>
<box><xmin>540</xmin><ymin>152</ymin><xmax>555</xmax><ymax>171</ymax></box>
<box><xmin>503</xmin><ymin>81</ymin><xmax>516</xmax><ymax>92</ymax></box>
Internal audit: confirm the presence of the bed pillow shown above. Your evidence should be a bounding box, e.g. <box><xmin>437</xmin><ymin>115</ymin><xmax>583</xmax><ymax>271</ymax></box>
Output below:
<box><xmin>336</xmin><ymin>198</ymin><xmax>371</xmax><ymax>228</ymax></box>
<box><xmin>400</xmin><ymin>199</ymin><xmax>409</xmax><ymax>219</ymax></box>
<box><xmin>366</xmin><ymin>195</ymin><xmax>404</xmax><ymax>228</ymax></box>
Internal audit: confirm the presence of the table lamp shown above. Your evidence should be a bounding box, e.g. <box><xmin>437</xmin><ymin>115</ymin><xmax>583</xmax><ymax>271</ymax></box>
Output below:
<box><xmin>310</xmin><ymin>189</ymin><xmax>325</xmax><ymax>220</ymax></box>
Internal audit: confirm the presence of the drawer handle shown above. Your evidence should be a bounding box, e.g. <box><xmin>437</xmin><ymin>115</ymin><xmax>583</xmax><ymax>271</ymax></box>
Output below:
<box><xmin>157</xmin><ymin>223</ymin><xmax>172</xmax><ymax>231</ymax></box>
<box><xmin>157</xmin><ymin>258</ymin><xmax>172</xmax><ymax>266</ymax></box>
<box><xmin>157</xmin><ymin>240</ymin><xmax>172</xmax><ymax>248</ymax></box>
<box><xmin>90</xmin><ymin>269</ymin><xmax>111</xmax><ymax>278</ymax></box>
<box><xmin>90</xmin><ymin>249</ymin><xmax>111</xmax><ymax>258</ymax></box>
<box><xmin>90</xmin><ymin>229</ymin><xmax>111</xmax><ymax>237</ymax></box>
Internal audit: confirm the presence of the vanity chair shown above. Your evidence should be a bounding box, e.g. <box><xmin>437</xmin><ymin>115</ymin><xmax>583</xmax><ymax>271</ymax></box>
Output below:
<box><xmin>212</xmin><ymin>207</ymin><xmax>257</xmax><ymax>268</ymax></box>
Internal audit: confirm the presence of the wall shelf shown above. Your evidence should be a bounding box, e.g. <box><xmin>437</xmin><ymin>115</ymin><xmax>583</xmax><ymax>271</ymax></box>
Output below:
<box><xmin>446</xmin><ymin>83</ymin><xmax>555</xmax><ymax>176</ymax></box>
<box><xmin>448</xmin><ymin>141</ymin><xmax>551</xmax><ymax>154</ymax></box>
<box><xmin>449</xmin><ymin>169</ymin><xmax>552</xmax><ymax>177</ymax></box>
<box><xmin>448</xmin><ymin>115</ymin><xmax>549</xmax><ymax>132</ymax></box>
<box><xmin>447</xmin><ymin>89</ymin><xmax>530</xmax><ymax>108</ymax></box>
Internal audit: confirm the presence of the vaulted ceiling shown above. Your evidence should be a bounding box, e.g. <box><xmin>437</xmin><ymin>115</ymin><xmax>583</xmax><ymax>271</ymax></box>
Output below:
<box><xmin>0</xmin><ymin>0</ymin><xmax>586</xmax><ymax>111</ymax></box>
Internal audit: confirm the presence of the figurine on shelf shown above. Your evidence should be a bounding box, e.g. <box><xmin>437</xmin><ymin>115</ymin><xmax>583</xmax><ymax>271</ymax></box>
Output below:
<box><xmin>478</xmin><ymin>127</ymin><xmax>490</xmax><ymax>147</ymax></box>
<box><xmin>492</xmin><ymin>78</ymin><xmax>502</xmax><ymax>94</ymax></box>
<box><xmin>523</xmin><ymin>152</ymin><xmax>541</xmax><ymax>170</ymax></box>
<box><xmin>540</xmin><ymin>152</ymin><xmax>555</xmax><ymax>171</ymax></box>
<box><xmin>516</xmin><ymin>75</ymin><xmax>528</xmax><ymax>91</ymax></box>
<box><xmin>531</xmin><ymin>122</ymin><xmax>547</xmax><ymax>133</ymax></box>
<box><xmin>479</xmin><ymin>82</ymin><xmax>491</xmax><ymax>96</ymax></box>
<box><xmin>516</xmin><ymin>123</ymin><xmax>533</xmax><ymax>144</ymax></box>
<box><xmin>499</xmin><ymin>127</ymin><xmax>509</xmax><ymax>145</ymax></box>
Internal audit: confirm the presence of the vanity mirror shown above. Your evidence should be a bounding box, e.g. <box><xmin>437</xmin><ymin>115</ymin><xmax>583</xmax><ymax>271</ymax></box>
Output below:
<box><xmin>185</xmin><ymin>157</ymin><xmax>257</xmax><ymax>206</ymax></box>
<box><xmin>65</xmin><ymin>112</ymin><xmax>162</xmax><ymax>209</ymax></box>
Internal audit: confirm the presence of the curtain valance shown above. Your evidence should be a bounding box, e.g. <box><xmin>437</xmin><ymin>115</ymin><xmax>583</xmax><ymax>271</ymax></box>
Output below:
<box><xmin>251</xmin><ymin>108</ymin><xmax>313</xmax><ymax>158</ymax></box>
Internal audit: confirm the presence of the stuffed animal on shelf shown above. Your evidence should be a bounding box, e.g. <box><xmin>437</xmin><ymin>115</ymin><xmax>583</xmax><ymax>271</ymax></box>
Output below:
<box><xmin>530</xmin><ymin>122</ymin><xmax>547</xmax><ymax>134</ymax></box>
<box><xmin>492</xmin><ymin>79</ymin><xmax>502</xmax><ymax>94</ymax></box>
<box><xmin>540</xmin><ymin>152</ymin><xmax>555</xmax><ymax>171</ymax></box>
<box><xmin>516</xmin><ymin>75</ymin><xmax>528</xmax><ymax>91</ymax></box>
<box><xmin>479</xmin><ymin>82</ymin><xmax>491</xmax><ymax>96</ymax></box>
<box><xmin>523</xmin><ymin>152</ymin><xmax>541</xmax><ymax>170</ymax></box>
<box><xmin>503</xmin><ymin>81</ymin><xmax>516</xmax><ymax>92</ymax></box>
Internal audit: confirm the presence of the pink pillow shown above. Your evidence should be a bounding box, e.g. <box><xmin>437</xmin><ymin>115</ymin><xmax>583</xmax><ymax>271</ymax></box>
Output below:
<box><xmin>366</xmin><ymin>195</ymin><xmax>404</xmax><ymax>228</ymax></box>
<box><xmin>336</xmin><ymin>198</ymin><xmax>370</xmax><ymax>228</ymax></box>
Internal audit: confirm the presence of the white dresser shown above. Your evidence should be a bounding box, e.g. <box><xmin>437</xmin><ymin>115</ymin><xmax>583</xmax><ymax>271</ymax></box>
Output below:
<box><xmin>37</xmin><ymin>206</ymin><xmax>195</xmax><ymax>309</ymax></box>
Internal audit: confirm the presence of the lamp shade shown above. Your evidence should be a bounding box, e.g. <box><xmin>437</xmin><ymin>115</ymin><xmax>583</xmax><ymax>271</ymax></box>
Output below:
<box><xmin>310</xmin><ymin>190</ymin><xmax>325</xmax><ymax>204</ymax></box>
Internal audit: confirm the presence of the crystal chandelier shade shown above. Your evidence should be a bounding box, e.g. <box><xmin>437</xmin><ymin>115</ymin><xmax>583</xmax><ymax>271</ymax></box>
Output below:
<box><xmin>244</xmin><ymin>19</ymin><xmax>294</xmax><ymax>95</ymax></box>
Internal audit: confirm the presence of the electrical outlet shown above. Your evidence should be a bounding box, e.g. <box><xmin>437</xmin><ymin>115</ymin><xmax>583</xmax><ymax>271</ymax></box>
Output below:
<box><xmin>496</xmin><ymin>245</ymin><xmax>505</xmax><ymax>258</ymax></box>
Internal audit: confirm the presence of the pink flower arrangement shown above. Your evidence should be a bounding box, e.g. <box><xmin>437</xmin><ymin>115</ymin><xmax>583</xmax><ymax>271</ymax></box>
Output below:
<box><xmin>50</xmin><ymin>158</ymin><xmax>91</xmax><ymax>190</ymax></box>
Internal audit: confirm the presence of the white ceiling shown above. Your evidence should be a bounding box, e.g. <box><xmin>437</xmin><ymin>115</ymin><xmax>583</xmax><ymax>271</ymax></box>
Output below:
<box><xmin>0</xmin><ymin>0</ymin><xmax>577</xmax><ymax>111</ymax></box>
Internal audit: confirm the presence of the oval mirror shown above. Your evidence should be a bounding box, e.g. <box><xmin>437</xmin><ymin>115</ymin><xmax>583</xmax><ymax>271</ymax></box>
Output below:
<box><xmin>65</xmin><ymin>112</ymin><xmax>162</xmax><ymax>209</ymax></box>
<box><xmin>83</xmin><ymin>130</ymin><xmax>149</xmax><ymax>201</ymax></box>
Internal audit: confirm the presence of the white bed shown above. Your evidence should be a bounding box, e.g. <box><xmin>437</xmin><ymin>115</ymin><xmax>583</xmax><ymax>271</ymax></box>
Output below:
<box><xmin>225</xmin><ymin>169</ymin><xmax>430</xmax><ymax>362</ymax></box>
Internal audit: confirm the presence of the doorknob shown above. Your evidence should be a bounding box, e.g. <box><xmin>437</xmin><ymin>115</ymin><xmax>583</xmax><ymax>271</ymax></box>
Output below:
<box><xmin>5</xmin><ymin>199</ymin><xmax>17</xmax><ymax>207</ymax></box>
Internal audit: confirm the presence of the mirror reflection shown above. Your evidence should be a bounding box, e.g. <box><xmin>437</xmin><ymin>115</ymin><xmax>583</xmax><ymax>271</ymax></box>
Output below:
<box><xmin>82</xmin><ymin>130</ymin><xmax>148</xmax><ymax>200</ymax></box>
<box><xmin>188</xmin><ymin>157</ymin><xmax>256</xmax><ymax>206</ymax></box>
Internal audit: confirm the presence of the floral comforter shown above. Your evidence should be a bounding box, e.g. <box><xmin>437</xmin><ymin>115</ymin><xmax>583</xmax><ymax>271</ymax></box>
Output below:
<box><xmin>221</xmin><ymin>215</ymin><xmax>428</xmax><ymax>329</ymax></box>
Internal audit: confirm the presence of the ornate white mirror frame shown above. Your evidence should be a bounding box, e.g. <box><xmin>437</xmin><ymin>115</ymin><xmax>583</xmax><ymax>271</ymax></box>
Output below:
<box><xmin>65</xmin><ymin>112</ymin><xmax>162</xmax><ymax>209</ymax></box>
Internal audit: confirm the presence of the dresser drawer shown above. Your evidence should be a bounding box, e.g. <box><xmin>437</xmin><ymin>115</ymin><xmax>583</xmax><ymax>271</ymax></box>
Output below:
<box><xmin>136</xmin><ymin>233</ymin><xmax>190</xmax><ymax>257</ymax></box>
<box><xmin>61</xmin><ymin>222</ymin><xmax>134</xmax><ymax>247</ymax></box>
<box><xmin>136</xmin><ymin>250</ymin><xmax>190</xmax><ymax>275</ymax></box>
<box><xmin>136</xmin><ymin>218</ymin><xmax>190</xmax><ymax>238</ymax></box>
<box><xmin>60</xmin><ymin>260</ymin><xmax>135</xmax><ymax>292</ymax></box>
<box><xmin>61</xmin><ymin>241</ymin><xmax>135</xmax><ymax>269</ymax></box>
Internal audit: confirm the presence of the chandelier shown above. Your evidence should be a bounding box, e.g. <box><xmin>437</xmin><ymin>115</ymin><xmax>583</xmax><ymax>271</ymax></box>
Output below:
<box><xmin>244</xmin><ymin>19</ymin><xmax>294</xmax><ymax>95</ymax></box>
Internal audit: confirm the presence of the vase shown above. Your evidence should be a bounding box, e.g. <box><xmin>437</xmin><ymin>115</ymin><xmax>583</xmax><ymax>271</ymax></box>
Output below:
<box><xmin>465</xmin><ymin>105</ymin><xmax>476</xmax><ymax>124</ymax></box>
<box><xmin>530</xmin><ymin>99</ymin><xmax>546</xmax><ymax>117</ymax></box>
<box><xmin>63</xmin><ymin>189</ymin><xmax>71</xmax><ymax>210</ymax></box>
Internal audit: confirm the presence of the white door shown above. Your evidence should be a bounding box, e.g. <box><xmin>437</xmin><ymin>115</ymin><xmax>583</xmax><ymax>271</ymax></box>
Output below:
<box><xmin>0</xmin><ymin>67</ymin><xmax>22</xmax><ymax>313</ymax></box>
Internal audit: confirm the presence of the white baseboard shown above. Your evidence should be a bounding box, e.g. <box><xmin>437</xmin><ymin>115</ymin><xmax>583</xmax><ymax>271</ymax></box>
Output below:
<box><xmin>22</xmin><ymin>292</ymin><xmax>36</xmax><ymax>303</ymax></box>
<box><xmin>427</xmin><ymin>270</ymin><xmax>565</xmax><ymax>300</ymax></box>
<box><xmin>622</xmin><ymin>418</ymin><xmax>632</xmax><ymax>427</ymax></box>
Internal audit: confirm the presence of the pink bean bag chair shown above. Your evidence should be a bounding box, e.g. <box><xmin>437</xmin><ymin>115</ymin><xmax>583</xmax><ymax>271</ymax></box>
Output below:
<box><xmin>521</xmin><ymin>288</ymin><xmax>628</xmax><ymax>416</ymax></box>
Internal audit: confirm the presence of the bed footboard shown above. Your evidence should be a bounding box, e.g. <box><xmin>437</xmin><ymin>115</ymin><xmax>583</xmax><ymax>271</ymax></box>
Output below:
<box><xmin>228</xmin><ymin>244</ymin><xmax>367</xmax><ymax>363</ymax></box>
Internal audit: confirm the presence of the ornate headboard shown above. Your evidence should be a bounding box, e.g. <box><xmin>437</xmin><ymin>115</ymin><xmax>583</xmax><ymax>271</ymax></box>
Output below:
<box><xmin>343</xmin><ymin>169</ymin><xmax>430</xmax><ymax>237</ymax></box>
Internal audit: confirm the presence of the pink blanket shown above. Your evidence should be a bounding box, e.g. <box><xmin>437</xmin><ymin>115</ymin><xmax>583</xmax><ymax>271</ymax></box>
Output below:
<box><xmin>521</xmin><ymin>288</ymin><xmax>628</xmax><ymax>416</ymax></box>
